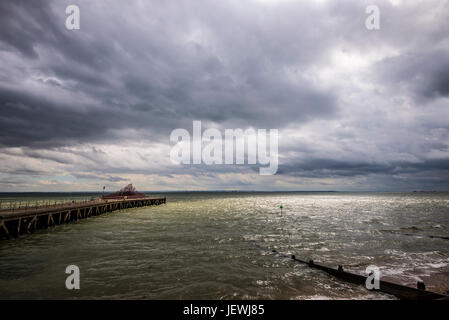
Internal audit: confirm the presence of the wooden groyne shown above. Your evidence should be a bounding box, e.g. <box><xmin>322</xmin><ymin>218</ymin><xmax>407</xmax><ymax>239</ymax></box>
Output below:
<box><xmin>0</xmin><ymin>197</ymin><xmax>166</xmax><ymax>240</ymax></box>
<box><xmin>271</xmin><ymin>250</ymin><xmax>448</xmax><ymax>300</ymax></box>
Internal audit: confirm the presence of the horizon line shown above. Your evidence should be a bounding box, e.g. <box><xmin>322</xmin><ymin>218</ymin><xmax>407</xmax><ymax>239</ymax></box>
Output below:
<box><xmin>0</xmin><ymin>190</ymin><xmax>447</xmax><ymax>193</ymax></box>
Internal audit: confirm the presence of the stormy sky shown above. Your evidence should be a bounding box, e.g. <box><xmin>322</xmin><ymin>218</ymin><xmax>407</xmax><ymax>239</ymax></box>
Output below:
<box><xmin>1</xmin><ymin>0</ymin><xmax>449</xmax><ymax>191</ymax></box>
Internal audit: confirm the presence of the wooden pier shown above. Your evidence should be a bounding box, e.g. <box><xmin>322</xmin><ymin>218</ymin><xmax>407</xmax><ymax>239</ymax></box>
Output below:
<box><xmin>0</xmin><ymin>197</ymin><xmax>166</xmax><ymax>240</ymax></box>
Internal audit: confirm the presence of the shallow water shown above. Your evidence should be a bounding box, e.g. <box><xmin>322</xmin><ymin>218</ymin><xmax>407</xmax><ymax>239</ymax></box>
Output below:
<box><xmin>0</xmin><ymin>192</ymin><xmax>448</xmax><ymax>299</ymax></box>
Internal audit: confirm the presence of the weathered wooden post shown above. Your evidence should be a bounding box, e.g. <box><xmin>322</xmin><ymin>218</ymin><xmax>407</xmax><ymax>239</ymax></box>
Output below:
<box><xmin>417</xmin><ymin>281</ymin><xmax>426</xmax><ymax>290</ymax></box>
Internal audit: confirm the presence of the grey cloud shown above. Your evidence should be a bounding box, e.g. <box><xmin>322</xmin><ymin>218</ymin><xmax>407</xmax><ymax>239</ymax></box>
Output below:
<box><xmin>0</xmin><ymin>0</ymin><xmax>341</xmax><ymax>148</ymax></box>
<box><xmin>378</xmin><ymin>48</ymin><xmax>449</xmax><ymax>101</ymax></box>
<box><xmin>277</xmin><ymin>158</ymin><xmax>449</xmax><ymax>179</ymax></box>
<box><xmin>71</xmin><ymin>172</ymin><xmax>127</xmax><ymax>182</ymax></box>
<box><xmin>1</xmin><ymin>0</ymin><xmax>449</xmax><ymax>191</ymax></box>
<box><xmin>0</xmin><ymin>87</ymin><xmax>114</xmax><ymax>148</ymax></box>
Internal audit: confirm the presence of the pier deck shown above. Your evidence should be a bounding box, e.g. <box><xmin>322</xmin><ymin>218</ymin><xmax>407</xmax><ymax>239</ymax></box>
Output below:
<box><xmin>0</xmin><ymin>197</ymin><xmax>166</xmax><ymax>240</ymax></box>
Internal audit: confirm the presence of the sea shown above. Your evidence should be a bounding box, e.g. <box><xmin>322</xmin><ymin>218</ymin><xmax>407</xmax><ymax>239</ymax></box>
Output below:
<box><xmin>0</xmin><ymin>191</ymin><xmax>448</xmax><ymax>299</ymax></box>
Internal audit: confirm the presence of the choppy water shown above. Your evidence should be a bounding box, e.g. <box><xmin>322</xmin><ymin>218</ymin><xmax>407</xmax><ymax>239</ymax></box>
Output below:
<box><xmin>0</xmin><ymin>192</ymin><xmax>448</xmax><ymax>299</ymax></box>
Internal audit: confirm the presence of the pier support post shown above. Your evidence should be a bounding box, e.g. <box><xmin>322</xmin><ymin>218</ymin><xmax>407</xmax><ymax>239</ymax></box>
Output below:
<box><xmin>17</xmin><ymin>218</ymin><xmax>22</xmax><ymax>235</ymax></box>
<box><xmin>1</xmin><ymin>221</ymin><xmax>10</xmax><ymax>238</ymax></box>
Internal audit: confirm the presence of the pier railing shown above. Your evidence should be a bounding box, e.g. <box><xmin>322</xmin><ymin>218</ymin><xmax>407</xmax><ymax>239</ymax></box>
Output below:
<box><xmin>0</xmin><ymin>198</ymin><xmax>104</xmax><ymax>214</ymax></box>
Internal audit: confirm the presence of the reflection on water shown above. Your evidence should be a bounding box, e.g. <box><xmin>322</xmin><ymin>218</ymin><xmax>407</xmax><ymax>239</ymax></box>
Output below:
<box><xmin>0</xmin><ymin>192</ymin><xmax>448</xmax><ymax>299</ymax></box>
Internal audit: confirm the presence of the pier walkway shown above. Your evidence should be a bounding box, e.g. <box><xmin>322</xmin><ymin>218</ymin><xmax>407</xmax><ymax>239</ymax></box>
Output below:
<box><xmin>0</xmin><ymin>196</ymin><xmax>166</xmax><ymax>239</ymax></box>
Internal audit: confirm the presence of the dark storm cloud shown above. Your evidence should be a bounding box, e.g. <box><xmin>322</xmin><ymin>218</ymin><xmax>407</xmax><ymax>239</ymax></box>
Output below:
<box><xmin>0</xmin><ymin>0</ymin><xmax>341</xmax><ymax>148</ymax></box>
<box><xmin>0</xmin><ymin>0</ymin><xmax>47</xmax><ymax>59</ymax></box>
<box><xmin>0</xmin><ymin>87</ymin><xmax>115</xmax><ymax>147</ymax></box>
<box><xmin>0</xmin><ymin>1</ymin><xmax>113</xmax><ymax>69</ymax></box>
<box><xmin>378</xmin><ymin>47</ymin><xmax>449</xmax><ymax>101</ymax></box>
<box><xmin>277</xmin><ymin>158</ymin><xmax>449</xmax><ymax>179</ymax></box>
<box><xmin>431</xmin><ymin>69</ymin><xmax>449</xmax><ymax>97</ymax></box>
<box><xmin>1</xmin><ymin>0</ymin><xmax>449</xmax><ymax>190</ymax></box>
